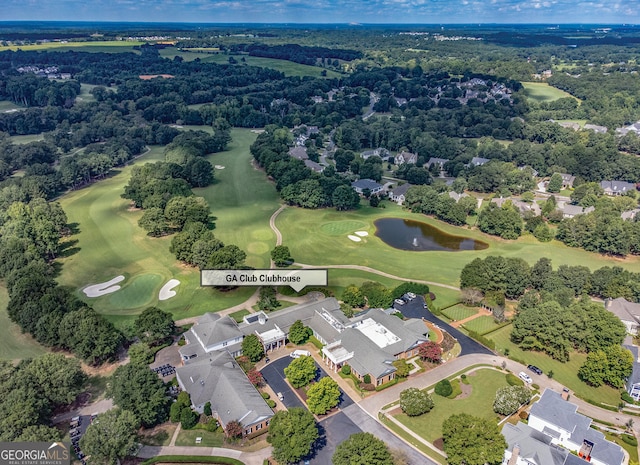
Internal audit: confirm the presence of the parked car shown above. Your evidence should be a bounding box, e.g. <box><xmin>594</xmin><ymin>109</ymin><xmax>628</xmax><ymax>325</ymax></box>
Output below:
<box><xmin>518</xmin><ymin>372</ymin><xmax>533</xmax><ymax>384</ymax></box>
<box><xmin>277</xmin><ymin>392</ymin><xmax>284</xmax><ymax>401</ymax></box>
<box><xmin>290</xmin><ymin>349</ymin><xmax>311</xmax><ymax>358</ymax></box>
<box><xmin>406</xmin><ymin>292</ymin><xmax>416</xmax><ymax>300</ymax></box>
<box><xmin>394</xmin><ymin>298</ymin><xmax>405</xmax><ymax>306</ymax></box>
<box><xmin>527</xmin><ymin>365</ymin><xmax>543</xmax><ymax>375</ymax></box>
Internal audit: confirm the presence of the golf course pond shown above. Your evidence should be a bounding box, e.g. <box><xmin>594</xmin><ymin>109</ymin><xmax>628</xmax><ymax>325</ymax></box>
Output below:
<box><xmin>374</xmin><ymin>218</ymin><xmax>489</xmax><ymax>251</ymax></box>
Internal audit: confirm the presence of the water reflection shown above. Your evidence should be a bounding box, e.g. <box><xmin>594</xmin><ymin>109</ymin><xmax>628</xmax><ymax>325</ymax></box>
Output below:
<box><xmin>374</xmin><ymin>218</ymin><xmax>488</xmax><ymax>251</ymax></box>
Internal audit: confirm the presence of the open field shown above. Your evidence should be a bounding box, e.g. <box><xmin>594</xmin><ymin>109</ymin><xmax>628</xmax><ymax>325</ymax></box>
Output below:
<box><xmin>56</xmin><ymin>139</ymin><xmax>256</xmax><ymax>327</ymax></box>
<box><xmin>0</xmin><ymin>100</ymin><xmax>24</xmax><ymax>112</ymax></box>
<box><xmin>0</xmin><ymin>285</ymin><xmax>48</xmax><ymax>361</ymax></box>
<box><xmin>9</xmin><ymin>133</ymin><xmax>45</xmax><ymax>144</ymax></box>
<box><xmin>462</xmin><ymin>315</ymin><xmax>503</xmax><ymax>335</ymax></box>
<box><xmin>159</xmin><ymin>48</ymin><xmax>342</xmax><ymax>78</ymax></box>
<box><xmin>277</xmin><ymin>204</ymin><xmax>640</xmax><ymax>288</ymax></box>
<box><xmin>394</xmin><ymin>368</ymin><xmax>509</xmax><ymax>443</ymax></box>
<box><xmin>441</xmin><ymin>304</ymin><xmax>476</xmax><ymax>321</ymax></box>
<box><xmin>488</xmin><ymin>325</ymin><xmax>620</xmax><ymax>406</ymax></box>
<box><xmin>77</xmin><ymin>83</ymin><xmax>99</xmax><ymax>103</ymax></box>
<box><xmin>0</xmin><ymin>41</ymin><xmax>144</xmax><ymax>53</ymax></box>
<box><xmin>521</xmin><ymin>82</ymin><xmax>579</xmax><ymax>103</ymax></box>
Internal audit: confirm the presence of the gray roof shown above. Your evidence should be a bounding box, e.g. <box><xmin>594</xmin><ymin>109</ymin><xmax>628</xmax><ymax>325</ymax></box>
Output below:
<box><xmin>562</xmin><ymin>204</ymin><xmax>594</xmax><ymax>217</ymax></box>
<box><xmin>622</xmin><ymin>209</ymin><xmax>640</xmax><ymax>221</ymax></box>
<box><xmin>448</xmin><ymin>191</ymin><xmax>469</xmax><ymax>202</ymax></box>
<box><xmin>288</xmin><ymin>146</ymin><xmax>308</xmax><ymax>160</ymax></box>
<box><xmin>470</xmin><ymin>156</ymin><xmax>490</xmax><ymax>166</ymax></box>
<box><xmin>559</xmin><ymin>173</ymin><xmax>576</xmax><ymax>184</ymax></box>
<box><xmin>530</xmin><ymin>390</ymin><xmax>624</xmax><ymax>465</ymax></box>
<box><xmin>606</xmin><ymin>297</ymin><xmax>640</xmax><ymax>324</ymax></box>
<box><xmin>600</xmin><ymin>180</ymin><xmax>636</xmax><ymax>193</ymax></box>
<box><xmin>502</xmin><ymin>422</ymin><xmax>571</xmax><ymax>465</ymax></box>
<box><xmin>191</xmin><ymin>313</ymin><xmax>243</xmax><ymax>349</ymax></box>
<box><xmin>304</xmin><ymin>159</ymin><xmax>324</xmax><ymax>172</ymax></box>
<box><xmin>352</xmin><ymin>179</ymin><xmax>383</xmax><ymax>191</ymax></box>
<box><xmin>176</xmin><ymin>351</ymin><xmax>273</xmax><ymax>428</ymax></box>
<box><xmin>426</xmin><ymin>157</ymin><xmax>449</xmax><ymax>168</ymax></box>
<box><xmin>389</xmin><ymin>183</ymin><xmax>412</xmax><ymax>197</ymax></box>
<box><xmin>626</xmin><ymin>345</ymin><xmax>640</xmax><ymax>391</ymax></box>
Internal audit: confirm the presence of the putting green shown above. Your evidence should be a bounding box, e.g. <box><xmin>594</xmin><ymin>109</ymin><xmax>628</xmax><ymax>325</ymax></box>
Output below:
<box><xmin>107</xmin><ymin>273</ymin><xmax>163</xmax><ymax>309</ymax></box>
<box><xmin>320</xmin><ymin>220</ymin><xmax>368</xmax><ymax>236</ymax></box>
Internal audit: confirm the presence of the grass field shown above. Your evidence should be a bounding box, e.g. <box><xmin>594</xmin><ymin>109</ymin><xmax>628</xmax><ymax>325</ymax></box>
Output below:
<box><xmin>521</xmin><ymin>82</ymin><xmax>579</xmax><ymax>103</ymax></box>
<box><xmin>56</xmin><ymin>133</ymin><xmax>261</xmax><ymax>326</ymax></box>
<box><xmin>276</xmin><ymin>205</ymin><xmax>640</xmax><ymax>288</ymax></box>
<box><xmin>175</xmin><ymin>428</ymin><xmax>224</xmax><ymax>447</ymax></box>
<box><xmin>394</xmin><ymin>368</ymin><xmax>509</xmax><ymax>443</ymax></box>
<box><xmin>229</xmin><ymin>309</ymin><xmax>250</xmax><ymax>323</ymax></box>
<box><xmin>9</xmin><ymin>133</ymin><xmax>45</xmax><ymax>144</ymax></box>
<box><xmin>441</xmin><ymin>304</ymin><xmax>476</xmax><ymax>321</ymax></box>
<box><xmin>488</xmin><ymin>325</ymin><xmax>620</xmax><ymax>406</ymax></box>
<box><xmin>159</xmin><ymin>48</ymin><xmax>342</xmax><ymax>78</ymax></box>
<box><xmin>462</xmin><ymin>315</ymin><xmax>502</xmax><ymax>335</ymax></box>
<box><xmin>0</xmin><ymin>100</ymin><xmax>24</xmax><ymax>112</ymax></box>
<box><xmin>0</xmin><ymin>41</ymin><xmax>143</xmax><ymax>53</ymax></box>
<box><xmin>0</xmin><ymin>284</ymin><xmax>48</xmax><ymax>361</ymax></box>
<box><xmin>77</xmin><ymin>83</ymin><xmax>99</xmax><ymax>103</ymax></box>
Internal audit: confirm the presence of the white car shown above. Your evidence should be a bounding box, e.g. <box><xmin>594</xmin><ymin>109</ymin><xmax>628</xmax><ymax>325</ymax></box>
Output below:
<box><xmin>518</xmin><ymin>371</ymin><xmax>533</xmax><ymax>384</ymax></box>
<box><xmin>290</xmin><ymin>349</ymin><xmax>311</xmax><ymax>358</ymax></box>
<box><xmin>277</xmin><ymin>392</ymin><xmax>284</xmax><ymax>401</ymax></box>
<box><xmin>394</xmin><ymin>298</ymin><xmax>406</xmax><ymax>306</ymax></box>
<box><xmin>406</xmin><ymin>292</ymin><xmax>416</xmax><ymax>300</ymax></box>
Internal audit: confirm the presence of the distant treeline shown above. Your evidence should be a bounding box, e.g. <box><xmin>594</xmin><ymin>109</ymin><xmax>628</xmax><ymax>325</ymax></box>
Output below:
<box><xmin>228</xmin><ymin>43</ymin><xmax>363</xmax><ymax>65</ymax></box>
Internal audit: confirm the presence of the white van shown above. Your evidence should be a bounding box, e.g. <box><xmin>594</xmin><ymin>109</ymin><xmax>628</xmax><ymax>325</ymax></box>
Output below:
<box><xmin>290</xmin><ymin>349</ymin><xmax>311</xmax><ymax>358</ymax></box>
<box><xmin>518</xmin><ymin>371</ymin><xmax>533</xmax><ymax>384</ymax></box>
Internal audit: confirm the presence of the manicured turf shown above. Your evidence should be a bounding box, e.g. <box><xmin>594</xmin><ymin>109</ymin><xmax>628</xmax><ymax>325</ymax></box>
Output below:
<box><xmin>0</xmin><ymin>100</ymin><xmax>24</xmax><ymax>112</ymax></box>
<box><xmin>0</xmin><ymin>41</ymin><xmax>144</xmax><ymax>52</ymax></box>
<box><xmin>462</xmin><ymin>315</ymin><xmax>502</xmax><ymax>335</ymax></box>
<box><xmin>521</xmin><ymin>82</ymin><xmax>579</xmax><ymax>103</ymax></box>
<box><xmin>0</xmin><ymin>284</ymin><xmax>48</xmax><ymax>361</ymax></box>
<box><xmin>229</xmin><ymin>309</ymin><xmax>251</xmax><ymax>323</ymax></box>
<box><xmin>488</xmin><ymin>325</ymin><xmax>620</xmax><ymax>406</ymax></box>
<box><xmin>319</xmin><ymin>220</ymin><xmax>368</xmax><ymax>236</ymax></box>
<box><xmin>175</xmin><ymin>428</ymin><xmax>224</xmax><ymax>447</ymax></box>
<box><xmin>276</xmin><ymin>205</ymin><xmax>640</xmax><ymax>288</ymax></box>
<box><xmin>56</xmin><ymin>139</ymin><xmax>255</xmax><ymax>326</ymax></box>
<box><xmin>441</xmin><ymin>304</ymin><xmax>476</xmax><ymax>321</ymax></box>
<box><xmin>77</xmin><ymin>83</ymin><xmax>99</xmax><ymax>103</ymax></box>
<box><xmin>394</xmin><ymin>368</ymin><xmax>509</xmax><ymax>443</ymax></box>
<box><xmin>8</xmin><ymin>134</ymin><xmax>45</xmax><ymax>144</ymax></box>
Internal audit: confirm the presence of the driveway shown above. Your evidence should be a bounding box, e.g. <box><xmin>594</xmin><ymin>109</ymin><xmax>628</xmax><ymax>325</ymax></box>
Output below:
<box><xmin>260</xmin><ymin>357</ymin><xmax>305</xmax><ymax>410</ymax></box>
<box><xmin>397</xmin><ymin>297</ymin><xmax>494</xmax><ymax>356</ymax></box>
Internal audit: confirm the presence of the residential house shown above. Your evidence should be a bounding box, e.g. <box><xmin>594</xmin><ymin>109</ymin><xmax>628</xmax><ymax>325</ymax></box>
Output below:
<box><xmin>448</xmin><ymin>191</ymin><xmax>469</xmax><ymax>202</ymax></box>
<box><xmin>622</xmin><ymin>209</ymin><xmax>640</xmax><ymax>221</ymax></box>
<box><xmin>395</xmin><ymin>151</ymin><xmax>418</xmax><ymax>165</ymax></box>
<box><xmin>426</xmin><ymin>157</ymin><xmax>450</xmax><ymax>169</ymax></box>
<box><xmin>288</xmin><ymin>146</ymin><xmax>308</xmax><ymax>160</ymax></box>
<box><xmin>304</xmin><ymin>159</ymin><xmax>324</xmax><ymax>173</ymax></box>
<box><xmin>175</xmin><ymin>351</ymin><xmax>273</xmax><ymax>438</ymax></box>
<box><xmin>393</xmin><ymin>96</ymin><xmax>408</xmax><ymax>107</ymax></box>
<box><xmin>604</xmin><ymin>297</ymin><xmax>640</xmax><ymax>334</ymax></box>
<box><xmin>352</xmin><ymin>179</ymin><xmax>384</xmax><ymax>195</ymax></box>
<box><xmin>388</xmin><ymin>183</ymin><xmax>413</xmax><ymax>205</ymax></box>
<box><xmin>625</xmin><ymin>345</ymin><xmax>640</xmax><ymax>401</ymax></box>
<box><xmin>584</xmin><ymin>124</ymin><xmax>608</xmax><ymax>134</ymax></box>
<box><xmin>560</xmin><ymin>204</ymin><xmax>595</xmax><ymax>219</ymax></box>
<box><xmin>468</xmin><ymin>156</ymin><xmax>490</xmax><ymax>167</ymax></box>
<box><xmin>600</xmin><ymin>180</ymin><xmax>636</xmax><ymax>196</ymax></box>
<box><xmin>179</xmin><ymin>313</ymin><xmax>244</xmax><ymax>361</ymax></box>
<box><xmin>558</xmin><ymin>173</ymin><xmax>576</xmax><ymax>189</ymax></box>
<box><xmin>491</xmin><ymin>197</ymin><xmax>541</xmax><ymax>216</ymax></box>
<box><xmin>361</xmin><ymin>148</ymin><xmax>390</xmax><ymax>161</ymax></box>
<box><xmin>526</xmin><ymin>389</ymin><xmax>624</xmax><ymax>465</ymax></box>
<box><xmin>502</xmin><ymin>421</ymin><xmax>598</xmax><ymax>465</ymax></box>
<box><xmin>615</xmin><ymin>121</ymin><xmax>640</xmax><ymax>136</ymax></box>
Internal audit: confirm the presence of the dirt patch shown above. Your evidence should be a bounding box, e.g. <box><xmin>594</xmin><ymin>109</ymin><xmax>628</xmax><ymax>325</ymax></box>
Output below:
<box><xmin>138</xmin><ymin>422</ymin><xmax>177</xmax><ymax>446</ymax></box>
<box><xmin>433</xmin><ymin>438</ymin><xmax>445</xmax><ymax>451</ymax></box>
<box><xmin>456</xmin><ymin>381</ymin><xmax>473</xmax><ymax>400</ymax></box>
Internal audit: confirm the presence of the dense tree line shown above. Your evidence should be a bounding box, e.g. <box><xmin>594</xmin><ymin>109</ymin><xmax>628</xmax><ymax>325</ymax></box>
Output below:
<box><xmin>404</xmin><ymin>185</ymin><xmax>475</xmax><ymax>226</ymax></box>
<box><xmin>229</xmin><ymin>43</ymin><xmax>362</xmax><ymax>65</ymax></box>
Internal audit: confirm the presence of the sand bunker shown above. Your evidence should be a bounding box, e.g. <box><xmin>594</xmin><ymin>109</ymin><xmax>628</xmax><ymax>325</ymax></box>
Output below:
<box><xmin>83</xmin><ymin>275</ymin><xmax>125</xmax><ymax>297</ymax></box>
<box><xmin>214</xmin><ymin>165</ymin><xmax>225</xmax><ymax>169</ymax></box>
<box><xmin>347</xmin><ymin>235</ymin><xmax>362</xmax><ymax>242</ymax></box>
<box><xmin>159</xmin><ymin>279</ymin><xmax>180</xmax><ymax>301</ymax></box>
<box><xmin>354</xmin><ymin>231</ymin><xmax>369</xmax><ymax>237</ymax></box>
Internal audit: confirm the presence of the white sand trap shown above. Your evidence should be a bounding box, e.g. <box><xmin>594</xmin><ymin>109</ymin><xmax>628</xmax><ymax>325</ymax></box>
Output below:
<box><xmin>83</xmin><ymin>275</ymin><xmax>125</xmax><ymax>297</ymax></box>
<box><xmin>347</xmin><ymin>235</ymin><xmax>362</xmax><ymax>242</ymax></box>
<box><xmin>214</xmin><ymin>165</ymin><xmax>225</xmax><ymax>169</ymax></box>
<box><xmin>355</xmin><ymin>231</ymin><xmax>369</xmax><ymax>237</ymax></box>
<box><xmin>159</xmin><ymin>279</ymin><xmax>180</xmax><ymax>301</ymax></box>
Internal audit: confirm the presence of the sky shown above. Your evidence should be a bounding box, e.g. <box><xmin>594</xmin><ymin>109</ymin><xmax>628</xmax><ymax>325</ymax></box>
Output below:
<box><xmin>2</xmin><ymin>0</ymin><xmax>640</xmax><ymax>25</ymax></box>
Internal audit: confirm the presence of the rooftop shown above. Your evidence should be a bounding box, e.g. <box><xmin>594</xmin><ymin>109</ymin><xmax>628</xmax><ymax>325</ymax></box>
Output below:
<box><xmin>354</xmin><ymin>317</ymin><xmax>401</xmax><ymax>348</ymax></box>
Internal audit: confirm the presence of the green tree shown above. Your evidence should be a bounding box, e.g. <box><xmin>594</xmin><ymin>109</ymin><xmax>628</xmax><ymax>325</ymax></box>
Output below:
<box><xmin>392</xmin><ymin>359</ymin><xmax>411</xmax><ymax>378</ymax></box>
<box><xmin>288</xmin><ymin>320</ymin><xmax>311</xmax><ymax>345</ymax></box>
<box><xmin>108</xmin><ymin>363</ymin><xmax>169</xmax><ymax>428</ymax></box>
<box><xmin>268</xmin><ymin>408</ymin><xmax>318</xmax><ymax>464</ymax></box>
<box><xmin>341</xmin><ymin>285</ymin><xmax>366</xmax><ymax>307</ymax></box>
<box><xmin>80</xmin><ymin>409</ymin><xmax>139</xmax><ymax>465</ymax></box>
<box><xmin>127</xmin><ymin>342</ymin><xmax>154</xmax><ymax>366</ymax></box>
<box><xmin>435</xmin><ymin>379</ymin><xmax>453</xmax><ymax>397</ymax></box>
<box><xmin>442</xmin><ymin>413</ymin><xmax>507</xmax><ymax>465</ymax></box>
<box><xmin>360</xmin><ymin>281</ymin><xmax>393</xmax><ymax>308</ymax></box>
<box><xmin>332</xmin><ymin>185</ymin><xmax>360</xmax><ymax>211</ymax></box>
<box><xmin>332</xmin><ymin>432</ymin><xmax>393</xmax><ymax>465</ymax></box>
<box><xmin>284</xmin><ymin>355</ymin><xmax>317</xmax><ymax>388</ymax></box>
<box><xmin>203</xmin><ymin>401</ymin><xmax>212</xmax><ymax>417</ymax></box>
<box><xmin>399</xmin><ymin>388</ymin><xmax>434</xmax><ymax>416</ymax></box>
<box><xmin>241</xmin><ymin>334</ymin><xmax>264</xmax><ymax>363</ymax></box>
<box><xmin>170</xmin><ymin>392</ymin><xmax>191</xmax><ymax>423</ymax></box>
<box><xmin>493</xmin><ymin>386</ymin><xmax>531</xmax><ymax>416</ymax></box>
<box><xmin>134</xmin><ymin>306</ymin><xmax>176</xmax><ymax>344</ymax></box>
<box><xmin>138</xmin><ymin>207</ymin><xmax>169</xmax><ymax>236</ymax></box>
<box><xmin>547</xmin><ymin>173</ymin><xmax>563</xmax><ymax>193</ymax></box>
<box><xmin>258</xmin><ymin>286</ymin><xmax>280</xmax><ymax>312</ymax></box>
<box><xmin>17</xmin><ymin>354</ymin><xmax>87</xmax><ymax>406</ymax></box>
<box><xmin>271</xmin><ymin>245</ymin><xmax>293</xmax><ymax>267</ymax></box>
<box><xmin>180</xmin><ymin>406</ymin><xmax>199</xmax><ymax>429</ymax></box>
<box><xmin>206</xmin><ymin>244</ymin><xmax>247</xmax><ymax>269</ymax></box>
<box><xmin>578</xmin><ymin>345</ymin><xmax>633</xmax><ymax>388</ymax></box>
<box><xmin>306</xmin><ymin>377</ymin><xmax>341</xmax><ymax>415</ymax></box>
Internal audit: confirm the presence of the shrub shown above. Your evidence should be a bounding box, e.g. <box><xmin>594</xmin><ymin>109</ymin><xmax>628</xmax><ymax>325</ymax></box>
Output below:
<box><xmin>435</xmin><ymin>379</ymin><xmax>453</xmax><ymax>397</ymax></box>
<box><xmin>363</xmin><ymin>374</ymin><xmax>371</xmax><ymax>384</ymax></box>
<box><xmin>531</xmin><ymin>383</ymin><xmax>540</xmax><ymax>390</ymax></box>
<box><xmin>341</xmin><ymin>365</ymin><xmax>351</xmax><ymax>375</ymax></box>
<box><xmin>493</xmin><ymin>386</ymin><xmax>531</xmax><ymax>416</ymax></box>
<box><xmin>460</xmin><ymin>374</ymin><xmax>468</xmax><ymax>384</ymax></box>
<box><xmin>180</xmin><ymin>408</ymin><xmax>199</xmax><ymax>430</ymax></box>
<box><xmin>519</xmin><ymin>411</ymin><xmax>528</xmax><ymax>420</ymax></box>
<box><xmin>506</xmin><ymin>373</ymin><xmax>524</xmax><ymax>386</ymax></box>
<box><xmin>447</xmin><ymin>379</ymin><xmax>462</xmax><ymax>399</ymax></box>
<box><xmin>400</xmin><ymin>388</ymin><xmax>434</xmax><ymax>416</ymax></box>
<box><xmin>261</xmin><ymin>392</ymin><xmax>270</xmax><ymax>399</ymax></box>
<box><xmin>621</xmin><ymin>435</ymin><xmax>638</xmax><ymax>447</ymax></box>
<box><xmin>203</xmin><ymin>401</ymin><xmax>212</xmax><ymax>417</ymax></box>
<box><xmin>267</xmin><ymin>399</ymin><xmax>276</xmax><ymax>408</ymax></box>
<box><xmin>621</xmin><ymin>392</ymin><xmax>634</xmax><ymax>403</ymax></box>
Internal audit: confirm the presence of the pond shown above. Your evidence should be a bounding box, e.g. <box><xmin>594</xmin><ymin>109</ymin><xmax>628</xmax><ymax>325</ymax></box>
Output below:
<box><xmin>374</xmin><ymin>218</ymin><xmax>488</xmax><ymax>251</ymax></box>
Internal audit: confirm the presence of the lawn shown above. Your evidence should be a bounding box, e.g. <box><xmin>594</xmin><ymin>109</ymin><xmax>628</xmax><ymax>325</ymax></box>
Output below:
<box><xmin>521</xmin><ymin>82</ymin><xmax>579</xmax><ymax>103</ymax></box>
<box><xmin>394</xmin><ymin>368</ymin><xmax>509</xmax><ymax>443</ymax></box>
<box><xmin>159</xmin><ymin>48</ymin><xmax>342</xmax><ymax>78</ymax></box>
<box><xmin>56</xmin><ymin>135</ymin><xmax>258</xmax><ymax>326</ymax></box>
<box><xmin>76</xmin><ymin>83</ymin><xmax>99</xmax><ymax>103</ymax></box>
<box><xmin>441</xmin><ymin>304</ymin><xmax>476</xmax><ymax>321</ymax></box>
<box><xmin>0</xmin><ymin>41</ymin><xmax>144</xmax><ymax>52</ymax></box>
<box><xmin>0</xmin><ymin>100</ymin><xmax>24</xmax><ymax>112</ymax></box>
<box><xmin>488</xmin><ymin>325</ymin><xmax>620</xmax><ymax>406</ymax></box>
<box><xmin>462</xmin><ymin>315</ymin><xmax>502</xmax><ymax>335</ymax></box>
<box><xmin>229</xmin><ymin>309</ymin><xmax>250</xmax><ymax>323</ymax></box>
<box><xmin>175</xmin><ymin>428</ymin><xmax>224</xmax><ymax>447</ymax></box>
<box><xmin>0</xmin><ymin>284</ymin><xmax>48</xmax><ymax>361</ymax></box>
<box><xmin>276</xmin><ymin>205</ymin><xmax>640</xmax><ymax>288</ymax></box>
<box><xmin>8</xmin><ymin>133</ymin><xmax>45</xmax><ymax>144</ymax></box>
